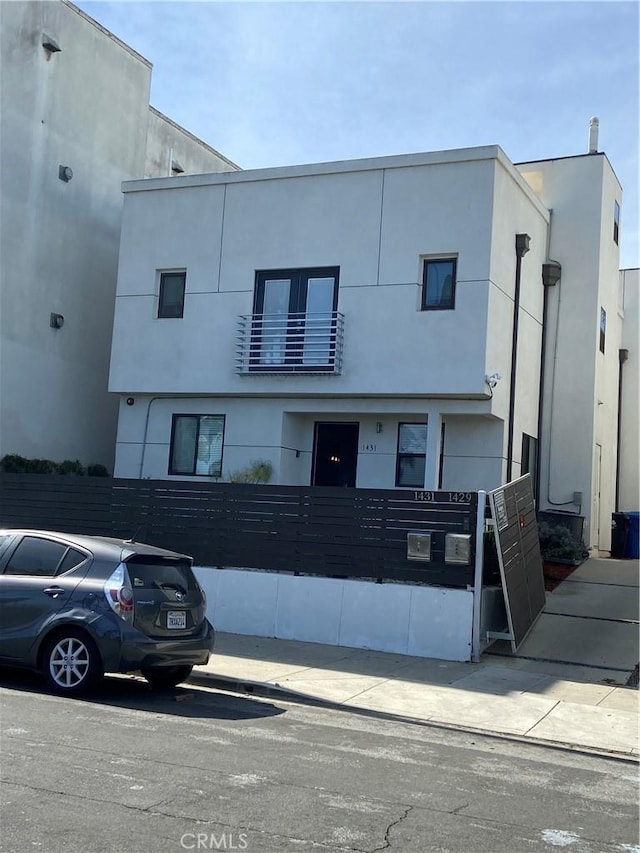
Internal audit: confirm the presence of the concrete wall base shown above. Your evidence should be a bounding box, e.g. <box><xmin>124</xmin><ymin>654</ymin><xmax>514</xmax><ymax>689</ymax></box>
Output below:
<box><xmin>194</xmin><ymin>567</ymin><xmax>475</xmax><ymax>662</ymax></box>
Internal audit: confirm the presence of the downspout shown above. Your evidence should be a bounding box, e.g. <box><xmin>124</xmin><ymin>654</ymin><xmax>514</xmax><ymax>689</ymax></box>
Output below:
<box><xmin>138</xmin><ymin>394</ymin><xmax>213</xmax><ymax>478</ymax></box>
<box><xmin>506</xmin><ymin>234</ymin><xmax>531</xmax><ymax>482</ymax></box>
<box><xmin>537</xmin><ymin>260</ymin><xmax>562</xmax><ymax>501</ymax></box>
<box><xmin>615</xmin><ymin>348</ymin><xmax>629</xmax><ymax>510</ymax></box>
<box><xmin>139</xmin><ymin>396</ymin><xmax>163</xmax><ymax>478</ymax></box>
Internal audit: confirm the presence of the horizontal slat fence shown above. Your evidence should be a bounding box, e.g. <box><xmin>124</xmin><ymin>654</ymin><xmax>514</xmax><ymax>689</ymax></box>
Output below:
<box><xmin>0</xmin><ymin>475</ymin><xmax>478</xmax><ymax>587</ymax></box>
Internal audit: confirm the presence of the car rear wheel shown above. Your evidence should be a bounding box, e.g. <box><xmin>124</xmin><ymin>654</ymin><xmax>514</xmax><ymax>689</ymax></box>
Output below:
<box><xmin>42</xmin><ymin>629</ymin><xmax>103</xmax><ymax>695</ymax></box>
<box><xmin>141</xmin><ymin>665</ymin><xmax>193</xmax><ymax>689</ymax></box>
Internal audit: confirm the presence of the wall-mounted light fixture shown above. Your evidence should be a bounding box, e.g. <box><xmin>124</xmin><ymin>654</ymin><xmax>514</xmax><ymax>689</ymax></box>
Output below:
<box><xmin>542</xmin><ymin>261</ymin><xmax>561</xmax><ymax>288</ymax></box>
<box><xmin>42</xmin><ymin>34</ymin><xmax>62</xmax><ymax>53</ymax></box>
<box><xmin>515</xmin><ymin>233</ymin><xmax>531</xmax><ymax>258</ymax></box>
<box><xmin>171</xmin><ymin>159</ymin><xmax>184</xmax><ymax>175</ymax></box>
<box><xmin>376</xmin><ymin>421</ymin><xmax>383</xmax><ymax>434</ymax></box>
<box><xmin>50</xmin><ymin>313</ymin><xmax>64</xmax><ymax>329</ymax></box>
<box><xmin>58</xmin><ymin>165</ymin><xmax>73</xmax><ymax>182</ymax></box>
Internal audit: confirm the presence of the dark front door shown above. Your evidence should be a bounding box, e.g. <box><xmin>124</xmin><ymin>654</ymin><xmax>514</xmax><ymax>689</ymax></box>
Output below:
<box><xmin>312</xmin><ymin>422</ymin><xmax>359</xmax><ymax>487</ymax></box>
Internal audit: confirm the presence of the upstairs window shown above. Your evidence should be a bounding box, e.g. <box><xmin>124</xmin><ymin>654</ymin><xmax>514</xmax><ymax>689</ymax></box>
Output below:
<box><xmin>158</xmin><ymin>271</ymin><xmax>186</xmax><ymax>318</ymax></box>
<box><xmin>396</xmin><ymin>423</ymin><xmax>427</xmax><ymax>487</ymax></box>
<box><xmin>169</xmin><ymin>414</ymin><xmax>225</xmax><ymax>477</ymax></box>
<box><xmin>600</xmin><ymin>307</ymin><xmax>606</xmax><ymax>354</ymax></box>
<box><xmin>251</xmin><ymin>267</ymin><xmax>339</xmax><ymax>370</ymax></box>
<box><xmin>421</xmin><ymin>258</ymin><xmax>457</xmax><ymax>310</ymax></box>
<box><xmin>613</xmin><ymin>201</ymin><xmax>620</xmax><ymax>245</ymax></box>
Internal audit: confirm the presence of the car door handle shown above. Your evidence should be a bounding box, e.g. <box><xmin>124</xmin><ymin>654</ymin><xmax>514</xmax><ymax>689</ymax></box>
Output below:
<box><xmin>43</xmin><ymin>586</ymin><xmax>65</xmax><ymax>598</ymax></box>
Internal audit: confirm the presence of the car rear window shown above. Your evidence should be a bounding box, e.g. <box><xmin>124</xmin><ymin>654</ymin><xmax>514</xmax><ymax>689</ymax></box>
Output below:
<box><xmin>125</xmin><ymin>558</ymin><xmax>197</xmax><ymax>590</ymax></box>
<box><xmin>57</xmin><ymin>547</ymin><xmax>88</xmax><ymax>574</ymax></box>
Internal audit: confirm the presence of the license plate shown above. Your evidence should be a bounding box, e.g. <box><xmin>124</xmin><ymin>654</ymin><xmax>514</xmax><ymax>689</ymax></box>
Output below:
<box><xmin>167</xmin><ymin>610</ymin><xmax>186</xmax><ymax>629</ymax></box>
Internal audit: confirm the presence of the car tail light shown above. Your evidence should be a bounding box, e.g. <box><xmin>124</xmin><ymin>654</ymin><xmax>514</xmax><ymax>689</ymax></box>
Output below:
<box><xmin>104</xmin><ymin>563</ymin><xmax>134</xmax><ymax>624</ymax></box>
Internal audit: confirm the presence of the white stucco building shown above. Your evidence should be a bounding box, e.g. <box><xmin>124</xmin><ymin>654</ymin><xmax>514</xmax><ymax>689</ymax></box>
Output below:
<box><xmin>618</xmin><ymin>268</ymin><xmax>639</xmax><ymax>513</ymax></box>
<box><xmin>109</xmin><ymin>142</ymin><xmax>629</xmax><ymax>551</ymax></box>
<box><xmin>0</xmin><ymin>1</ymin><xmax>238</xmax><ymax>470</ymax></box>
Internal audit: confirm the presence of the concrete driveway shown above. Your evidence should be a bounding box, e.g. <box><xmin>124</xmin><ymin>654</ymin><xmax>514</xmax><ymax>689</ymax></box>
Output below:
<box><xmin>488</xmin><ymin>558</ymin><xmax>639</xmax><ymax>680</ymax></box>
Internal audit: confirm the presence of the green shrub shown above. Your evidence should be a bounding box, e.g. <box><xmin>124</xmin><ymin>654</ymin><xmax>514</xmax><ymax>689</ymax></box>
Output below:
<box><xmin>538</xmin><ymin>520</ymin><xmax>588</xmax><ymax>564</ymax></box>
<box><xmin>0</xmin><ymin>454</ymin><xmax>29</xmax><ymax>473</ymax></box>
<box><xmin>228</xmin><ymin>459</ymin><xmax>273</xmax><ymax>484</ymax></box>
<box><xmin>58</xmin><ymin>459</ymin><xmax>85</xmax><ymax>476</ymax></box>
<box><xmin>26</xmin><ymin>458</ymin><xmax>60</xmax><ymax>474</ymax></box>
<box><xmin>87</xmin><ymin>464</ymin><xmax>110</xmax><ymax>477</ymax></box>
<box><xmin>0</xmin><ymin>454</ymin><xmax>109</xmax><ymax>477</ymax></box>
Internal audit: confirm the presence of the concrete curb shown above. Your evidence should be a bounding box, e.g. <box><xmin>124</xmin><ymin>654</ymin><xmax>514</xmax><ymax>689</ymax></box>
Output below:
<box><xmin>188</xmin><ymin>670</ymin><xmax>639</xmax><ymax>764</ymax></box>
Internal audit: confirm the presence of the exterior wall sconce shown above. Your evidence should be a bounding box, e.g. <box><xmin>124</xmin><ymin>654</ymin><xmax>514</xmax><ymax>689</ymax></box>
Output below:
<box><xmin>542</xmin><ymin>261</ymin><xmax>561</xmax><ymax>287</ymax></box>
<box><xmin>50</xmin><ymin>313</ymin><xmax>64</xmax><ymax>329</ymax></box>
<box><xmin>376</xmin><ymin>422</ymin><xmax>383</xmax><ymax>434</ymax></box>
<box><xmin>171</xmin><ymin>159</ymin><xmax>184</xmax><ymax>175</ymax></box>
<box><xmin>59</xmin><ymin>165</ymin><xmax>73</xmax><ymax>182</ymax></box>
<box><xmin>42</xmin><ymin>34</ymin><xmax>62</xmax><ymax>53</ymax></box>
<box><xmin>515</xmin><ymin>233</ymin><xmax>531</xmax><ymax>258</ymax></box>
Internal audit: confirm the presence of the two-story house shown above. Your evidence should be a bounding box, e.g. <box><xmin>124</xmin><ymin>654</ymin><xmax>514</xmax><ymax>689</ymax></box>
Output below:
<box><xmin>109</xmin><ymin>142</ymin><xmax>626</xmax><ymax>551</ymax></box>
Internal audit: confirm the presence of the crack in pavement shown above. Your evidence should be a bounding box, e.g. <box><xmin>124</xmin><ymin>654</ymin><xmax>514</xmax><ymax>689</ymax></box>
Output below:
<box><xmin>450</xmin><ymin>800</ymin><xmax>471</xmax><ymax>815</ymax></box>
<box><xmin>369</xmin><ymin>805</ymin><xmax>413</xmax><ymax>853</ymax></box>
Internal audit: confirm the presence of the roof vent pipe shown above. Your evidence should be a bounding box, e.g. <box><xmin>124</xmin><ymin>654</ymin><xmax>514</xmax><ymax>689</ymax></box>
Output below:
<box><xmin>588</xmin><ymin>116</ymin><xmax>599</xmax><ymax>154</ymax></box>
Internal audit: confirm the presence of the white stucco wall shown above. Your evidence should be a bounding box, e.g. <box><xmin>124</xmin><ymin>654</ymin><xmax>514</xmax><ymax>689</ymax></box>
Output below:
<box><xmin>144</xmin><ymin>107</ymin><xmax>239</xmax><ymax>178</ymax></box>
<box><xmin>0</xmin><ymin>1</ymin><xmax>238</xmax><ymax>469</ymax></box>
<box><xmin>111</xmin><ymin>148</ymin><xmax>535</xmax><ymax>401</ymax></box>
<box><xmin>487</xmin><ymin>160</ymin><xmax>549</xmax><ymax>475</ymax></box>
<box><xmin>194</xmin><ymin>567</ymin><xmax>475</xmax><ymax>661</ymax></box>
<box><xmin>113</xmin><ymin>392</ymin><xmax>500</xmax><ymax>489</ymax></box>
<box><xmin>518</xmin><ymin>154</ymin><xmax>623</xmax><ymax>549</ymax></box>
<box><xmin>619</xmin><ymin>268</ymin><xmax>639</xmax><ymax>511</ymax></box>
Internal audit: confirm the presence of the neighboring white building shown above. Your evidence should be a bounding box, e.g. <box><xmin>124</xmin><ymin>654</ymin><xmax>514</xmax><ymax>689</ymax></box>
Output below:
<box><xmin>109</xmin><ymin>142</ymin><xmax>628</xmax><ymax>551</ymax></box>
<box><xmin>0</xmin><ymin>0</ymin><xmax>238</xmax><ymax>470</ymax></box>
<box><xmin>618</xmin><ymin>268</ymin><xmax>639</xmax><ymax>512</ymax></box>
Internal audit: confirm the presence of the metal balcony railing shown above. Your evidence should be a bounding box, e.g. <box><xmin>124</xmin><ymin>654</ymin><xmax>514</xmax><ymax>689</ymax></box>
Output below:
<box><xmin>236</xmin><ymin>311</ymin><xmax>344</xmax><ymax>374</ymax></box>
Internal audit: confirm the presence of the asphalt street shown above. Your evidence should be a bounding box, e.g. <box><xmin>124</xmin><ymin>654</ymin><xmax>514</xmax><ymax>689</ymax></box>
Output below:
<box><xmin>1</xmin><ymin>670</ymin><xmax>638</xmax><ymax>853</ymax></box>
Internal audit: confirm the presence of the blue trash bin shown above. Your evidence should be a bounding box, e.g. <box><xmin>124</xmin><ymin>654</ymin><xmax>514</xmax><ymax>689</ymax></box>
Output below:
<box><xmin>625</xmin><ymin>511</ymin><xmax>640</xmax><ymax>559</ymax></box>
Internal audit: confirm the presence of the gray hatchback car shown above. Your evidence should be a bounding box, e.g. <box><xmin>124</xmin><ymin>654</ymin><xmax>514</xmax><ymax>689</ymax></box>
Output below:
<box><xmin>0</xmin><ymin>529</ymin><xmax>215</xmax><ymax>695</ymax></box>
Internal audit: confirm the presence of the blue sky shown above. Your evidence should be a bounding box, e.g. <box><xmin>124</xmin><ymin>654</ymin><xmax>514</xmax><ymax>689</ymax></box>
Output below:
<box><xmin>77</xmin><ymin>1</ymin><xmax>639</xmax><ymax>268</ymax></box>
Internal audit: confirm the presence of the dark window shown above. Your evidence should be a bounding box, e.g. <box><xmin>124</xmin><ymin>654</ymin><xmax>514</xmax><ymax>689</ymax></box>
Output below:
<box><xmin>158</xmin><ymin>271</ymin><xmax>186</xmax><ymax>318</ymax></box>
<box><xmin>614</xmin><ymin>201</ymin><xmax>620</xmax><ymax>245</ymax></box>
<box><xmin>57</xmin><ymin>548</ymin><xmax>88</xmax><ymax>574</ymax></box>
<box><xmin>4</xmin><ymin>536</ymin><xmax>68</xmax><ymax>577</ymax></box>
<box><xmin>422</xmin><ymin>258</ymin><xmax>457</xmax><ymax>310</ymax></box>
<box><xmin>600</xmin><ymin>307</ymin><xmax>606</xmax><ymax>354</ymax></box>
<box><xmin>521</xmin><ymin>434</ymin><xmax>538</xmax><ymax>499</ymax></box>
<box><xmin>396</xmin><ymin>423</ymin><xmax>427</xmax><ymax>487</ymax></box>
<box><xmin>169</xmin><ymin>414</ymin><xmax>225</xmax><ymax>476</ymax></box>
<box><xmin>0</xmin><ymin>534</ymin><xmax>16</xmax><ymax>564</ymax></box>
<box><xmin>251</xmin><ymin>267</ymin><xmax>339</xmax><ymax>370</ymax></box>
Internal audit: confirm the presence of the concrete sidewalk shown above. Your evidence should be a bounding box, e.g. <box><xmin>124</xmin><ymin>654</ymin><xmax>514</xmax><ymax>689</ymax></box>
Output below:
<box><xmin>192</xmin><ymin>558</ymin><xmax>639</xmax><ymax>759</ymax></box>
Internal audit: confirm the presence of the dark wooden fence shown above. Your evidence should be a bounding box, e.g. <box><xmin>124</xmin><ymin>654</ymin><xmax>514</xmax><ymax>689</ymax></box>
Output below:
<box><xmin>0</xmin><ymin>475</ymin><xmax>479</xmax><ymax>587</ymax></box>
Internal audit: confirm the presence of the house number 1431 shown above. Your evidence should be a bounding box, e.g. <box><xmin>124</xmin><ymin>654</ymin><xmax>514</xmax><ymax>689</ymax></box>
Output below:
<box><xmin>361</xmin><ymin>443</ymin><xmax>377</xmax><ymax>452</ymax></box>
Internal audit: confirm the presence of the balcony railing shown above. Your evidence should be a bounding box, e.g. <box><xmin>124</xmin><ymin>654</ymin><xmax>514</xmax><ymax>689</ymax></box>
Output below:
<box><xmin>236</xmin><ymin>311</ymin><xmax>344</xmax><ymax>374</ymax></box>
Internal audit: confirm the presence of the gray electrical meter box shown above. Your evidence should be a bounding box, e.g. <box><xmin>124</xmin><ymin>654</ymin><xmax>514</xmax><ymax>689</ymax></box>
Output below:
<box><xmin>407</xmin><ymin>532</ymin><xmax>432</xmax><ymax>561</ymax></box>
